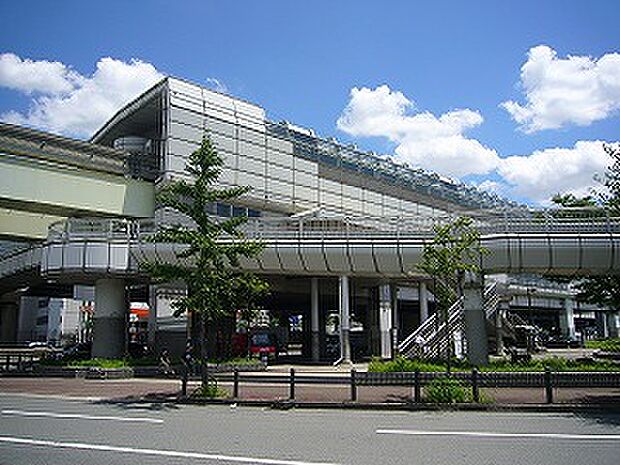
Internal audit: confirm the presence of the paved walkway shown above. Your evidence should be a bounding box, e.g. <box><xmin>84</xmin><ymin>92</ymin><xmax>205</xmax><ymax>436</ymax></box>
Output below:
<box><xmin>1</xmin><ymin>376</ymin><xmax>619</xmax><ymax>406</ymax></box>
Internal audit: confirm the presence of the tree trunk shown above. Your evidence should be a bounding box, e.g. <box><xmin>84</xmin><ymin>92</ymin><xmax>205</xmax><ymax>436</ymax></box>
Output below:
<box><xmin>200</xmin><ymin>312</ymin><xmax>209</xmax><ymax>386</ymax></box>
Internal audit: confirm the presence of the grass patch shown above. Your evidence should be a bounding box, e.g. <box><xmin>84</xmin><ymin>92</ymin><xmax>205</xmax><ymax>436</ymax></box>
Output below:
<box><xmin>67</xmin><ymin>358</ymin><xmax>129</xmax><ymax>369</ymax></box>
<box><xmin>368</xmin><ymin>356</ymin><xmax>467</xmax><ymax>373</ymax></box>
<box><xmin>368</xmin><ymin>355</ymin><xmax>620</xmax><ymax>373</ymax></box>
<box><xmin>484</xmin><ymin>357</ymin><xmax>620</xmax><ymax>372</ymax></box>
<box><xmin>208</xmin><ymin>357</ymin><xmax>263</xmax><ymax>367</ymax></box>
<box><xmin>585</xmin><ymin>338</ymin><xmax>620</xmax><ymax>353</ymax></box>
<box><xmin>191</xmin><ymin>382</ymin><xmax>229</xmax><ymax>399</ymax></box>
<box><xmin>425</xmin><ymin>377</ymin><xmax>470</xmax><ymax>403</ymax></box>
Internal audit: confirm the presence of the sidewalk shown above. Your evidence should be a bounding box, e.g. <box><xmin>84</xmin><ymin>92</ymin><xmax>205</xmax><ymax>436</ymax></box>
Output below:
<box><xmin>2</xmin><ymin>375</ymin><xmax>619</xmax><ymax>407</ymax></box>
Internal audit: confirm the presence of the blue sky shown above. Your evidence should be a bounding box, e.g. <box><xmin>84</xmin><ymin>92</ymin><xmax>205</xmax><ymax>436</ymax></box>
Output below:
<box><xmin>1</xmin><ymin>0</ymin><xmax>619</xmax><ymax>205</ymax></box>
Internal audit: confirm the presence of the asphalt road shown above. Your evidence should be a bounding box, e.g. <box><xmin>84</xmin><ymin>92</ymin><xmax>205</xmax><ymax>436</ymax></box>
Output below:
<box><xmin>0</xmin><ymin>394</ymin><xmax>619</xmax><ymax>465</ymax></box>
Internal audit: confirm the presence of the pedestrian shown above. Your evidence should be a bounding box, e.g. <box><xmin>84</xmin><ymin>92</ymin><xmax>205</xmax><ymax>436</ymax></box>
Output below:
<box><xmin>183</xmin><ymin>340</ymin><xmax>194</xmax><ymax>375</ymax></box>
<box><xmin>159</xmin><ymin>349</ymin><xmax>174</xmax><ymax>377</ymax></box>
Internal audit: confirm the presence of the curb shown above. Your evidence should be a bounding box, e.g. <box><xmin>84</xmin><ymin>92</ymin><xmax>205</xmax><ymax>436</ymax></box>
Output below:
<box><xmin>101</xmin><ymin>395</ymin><xmax>620</xmax><ymax>413</ymax></box>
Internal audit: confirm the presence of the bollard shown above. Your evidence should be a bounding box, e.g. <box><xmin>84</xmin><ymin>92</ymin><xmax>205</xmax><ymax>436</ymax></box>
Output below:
<box><xmin>544</xmin><ymin>366</ymin><xmax>553</xmax><ymax>404</ymax></box>
<box><xmin>181</xmin><ymin>363</ymin><xmax>188</xmax><ymax>397</ymax></box>
<box><xmin>350</xmin><ymin>368</ymin><xmax>357</xmax><ymax>402</ymax></box>
<box><xmin>472</xmin><ymin>367</ymin><xmax>480</xmax><ymax>403</ymax></box>
<box><xmin>17</xmin><ymin>354</ymin><xmax>22</xmax><ymax>372</ymax></box>
<box><xmin>233</xmin><ymin>368</ymin><xmax>240</xmax><ymax>399</ymax></box>
<box><xmin>414</xmin><ymin>369</ymin><xmax>421</xmax><ymax>403</ymax></box>
<box><xmin>289</xmin><ymin>368</ymin><xmax>296</xmax><ymax>400</ymax></box>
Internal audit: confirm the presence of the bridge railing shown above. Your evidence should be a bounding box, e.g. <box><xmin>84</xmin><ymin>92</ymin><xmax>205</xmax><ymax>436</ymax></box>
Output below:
<box><xmin>41</xmin><ymin>209</ymin><xmax>620</xmax><ymax>244</ymax></box>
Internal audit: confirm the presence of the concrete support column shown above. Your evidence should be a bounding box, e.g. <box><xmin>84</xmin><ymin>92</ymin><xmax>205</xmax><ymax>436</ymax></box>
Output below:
<box><xmin>559</xmin><ymin>298</ymin><xmax>576</xmax><ymax>341</ymax></box>
<box><xmin>339</xmin><ymin>275</ymin><xmax>351</xmax><ymax>364</ymax></box>
<box><xmin>93</xmin><ymin>278</ymin><xmax>128</xmax><ymax>359</ymax></box>
<box><xmin>0</xmin><ymin>300</ymin><xmax>19</xmax><ymax>343</ymax></box>
<box><xmin>390</xmin><ymin>283</ymin><xmax>399</xmax><ymax>354</ymax></box>
<box><xmin>419</xmin><ymin>281</ymin><xmax>429</xmax><ymax>323</ymax></box>
<box><xmin>310</xmin><ymin>277</ymin><xmax>320</xmax><ymax>362</ymax></box>
<box><xmin>596</xmin><ymin>311</ymin><xmax>608</xmax><ymax>339</ymax></box>
<box><xmin>464</xmin><ymin>283</ymin><xmax>489</xmax><ymax>366</ymax></box>
<box><xmin>148</xmin><ymin>285</ymin><xmax>158</xmax><ymax>349</ymax></box>
<box><xmin>496</xmin><ymin>300</ymin><xmax>509</xmax><ymax>356</ymax></box>
<box><xmin>607</xmin><ymin>312</ymin><xmax>619</xmax><ymax>339</ymax></box>
<box><xmin>378</xmin><ymin>284</ymin><xmax>393</xmax><ymax>360</ymax></box>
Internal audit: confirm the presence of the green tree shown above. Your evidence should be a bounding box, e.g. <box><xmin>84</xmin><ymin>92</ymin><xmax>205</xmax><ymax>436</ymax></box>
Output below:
<box><xmin>142</xmin><ymin>136</ymin><xmax>268</xmax><ymax>387</ymax></box>
<box><xmin>416</xmin><ymin>216</ymin><xmax>486</xmax><ymax>370</ymax></box>
<box><xmin>551</xmin><ymin>143</ymin><xmax>620</xmax><ymax>317</ymax></box>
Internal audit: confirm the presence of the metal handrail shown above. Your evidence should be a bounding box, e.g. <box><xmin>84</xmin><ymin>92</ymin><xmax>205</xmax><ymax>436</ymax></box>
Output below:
<box><xmin>43</xmin><ymin>212</ymin><xmax>620</xmax><ymax>244</ymax></box>
<box><xmin>483</xmin><ymin>281</ymin><xmax>501</xmax><ymax>319</ymax></box>
<box><xmin>398</xmin><ymin>296</ymin><xmax>464</xmax><ymax>358</ymax></box>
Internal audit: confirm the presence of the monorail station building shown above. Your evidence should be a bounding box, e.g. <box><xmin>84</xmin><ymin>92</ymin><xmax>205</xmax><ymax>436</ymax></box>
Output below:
<box><xmin>1</xmin><ymin>77</ymin><xmax>619</xmax><ymax>364</ymax></box>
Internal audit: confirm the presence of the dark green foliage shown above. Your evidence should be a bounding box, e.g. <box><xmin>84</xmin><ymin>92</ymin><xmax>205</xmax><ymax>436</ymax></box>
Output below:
<box><xmin>367</xmin><ymin>356</ymin><xmax>620</xmax><ymax>372</ymax></box>
<box><xmin>368</xmin><ymin>356</ymin><xmax>469</xmax><ymax>373</ymax></box>
<box><xmin>551</xmin><ymin>193</ymin><xmax>597</xmax><ymax>209</ymax></box>
<box><xmin>585</xmin><ymin>338</ymin><xmax>620</xmax><ymax>353</ymax></box>
<box><xmin>416</xmin><ymin>217</ymin><xmax>486</xmax><ymax>365</ymax></box>
<box><xmin>417</xmin><ymin>217</ymin><xmax>485</xmax><ymax>311</ymax></box>
<box><xmin>192</xmin><ymin>382</ymin><xmax>229</xmax><ymax>399</ymax></box>
<box><xmin>67</xmin><ymin>358</ymin><xmax>129</xmax><ymax>369</ymax></box>
<box><xmin>550</xmin><ymin>146</ymin><xmax>620</xmax><ymax>312</ymax></box>
<box><xmin>141</xmin><ymin>136</ymin><xmax>268</xmax><ymax>383</ymax></box>
<box><xmin>141</xmin><ymin>137</ymin><xmax>268</xmax><ymax>322</ymax></box>
<box><xmin>425</xmin><ymin>377</ymin><xmax>470</xmax><ymax>403</ymax></box>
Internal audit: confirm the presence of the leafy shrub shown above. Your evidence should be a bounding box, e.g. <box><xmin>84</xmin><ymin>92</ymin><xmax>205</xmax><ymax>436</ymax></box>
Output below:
<box><xmin>368</xmin><ymin>355</ymin><xmax>620</xmax><ymax>373</ymax></box>
<box><xmin>208</xmin><ymin>357</ymin><xmax>262</xmax><ymax>367</ymax></box>
<box><xmin>586</xmin><ymin>338</ymin><xmax>620</xmax><ymax>353</ymax></box>
<box><xmin>425</xmin><ymin>377</ymin><xmax>470</xmax><ymax>403</ymax></box>
<box><xmin>192</xmin><ymin>382</ymin><xmax>229</xmax><ymax>399</ymax></box>
<box><xmin>368</xmin><ymin>356</ymin><xmax>457</xmax><ymax>373</ymax></box>
<box><xmin>67</xmin><ymin>358</ymin><xmax>129</xmax><ymax>369</ymax></box>
<box><xmin>484</xmin><ymin>357</ymin><xmax>620</xmax><ymax>372</ymax></box>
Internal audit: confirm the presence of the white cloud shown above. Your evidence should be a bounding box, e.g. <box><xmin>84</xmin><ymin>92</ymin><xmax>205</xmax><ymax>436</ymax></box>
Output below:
<box><xmin>498</xmin><ymin>141</ymin><xmax>609</xmax><ymax>203</ymax></box>
<box><xmin>0</xmin><ymin>53</ymin><xmax>164</xmax><ymax>138</ymax></box>
<box><xmin>337</xmin><ymin>85</ymin><xmax>500</xmax><ymax>177</ymax></box>
<box><xmin>501</xmin><ymin>45</ymin><xmax>620</xmax><ymax>132</ymax></box>
<box><xmin>0</xmin><ymin>53</ymin><xmax>83</xmax><ymax>95</ymax></box>
<box><xmin>336</xmin><ymin>84</ymin><xmax>618</xmax><ymax>205</ymax></box>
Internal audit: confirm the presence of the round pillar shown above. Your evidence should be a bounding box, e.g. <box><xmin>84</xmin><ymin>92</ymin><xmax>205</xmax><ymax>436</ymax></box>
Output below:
<box><xmin>92</xmin><ymin>278</ymin><xmax>128</xmax><ymax>359</ymax></box>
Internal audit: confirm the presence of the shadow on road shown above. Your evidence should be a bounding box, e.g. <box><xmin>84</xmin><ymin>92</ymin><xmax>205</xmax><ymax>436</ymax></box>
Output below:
<box><xmin>95</xmin><ymin>392</ymin><xmax>182</xmax><ymax>412</ymax></box>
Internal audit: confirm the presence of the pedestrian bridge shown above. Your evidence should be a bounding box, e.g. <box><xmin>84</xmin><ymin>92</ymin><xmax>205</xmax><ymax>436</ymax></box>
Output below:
<box><xmin>1</xmin><ymin>214</ymin><xmax>618</xmax><ymax>290</ymax></box>
<box><xmin>0</xmin><ymin>123</ymin><xmax>155</xmax><ymax>240</ymax></box>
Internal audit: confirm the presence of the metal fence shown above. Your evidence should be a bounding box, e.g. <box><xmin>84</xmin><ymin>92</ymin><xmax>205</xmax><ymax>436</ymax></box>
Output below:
<box><xmin>201</xmin><ymin>368</ymin><xmax>620</xmax><ymax>404</ymax></box>
<box><xmin>39</xmin><ymin>209</ymin><xmax>620</xmax><ymax>245</ymax></box>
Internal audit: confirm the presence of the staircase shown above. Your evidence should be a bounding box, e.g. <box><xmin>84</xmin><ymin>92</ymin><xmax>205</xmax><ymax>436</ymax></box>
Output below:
<box><xmin>397</xmin><ymin>296</ymin><xmax>465</xmax><ymax>359</ymax></box>
<box><xmin>397</xmin><ymin>281</ymin><xmax>521</xmax><ymax>359</ymax></box>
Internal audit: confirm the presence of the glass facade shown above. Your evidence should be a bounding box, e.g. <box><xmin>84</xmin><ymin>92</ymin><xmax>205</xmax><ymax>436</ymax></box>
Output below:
<box><xmin>162</xmin><ymin>78</ymin><xmax>521</xmax><ymax>221</ymax></box>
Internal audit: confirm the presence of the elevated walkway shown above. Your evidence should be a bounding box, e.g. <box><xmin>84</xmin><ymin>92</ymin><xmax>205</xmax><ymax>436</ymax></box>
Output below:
<box><xmin>1</xmin><ymin>214</ymin><xmax>619</xmax><ymax>288</ymax></box>
<box><xmin>0</xmin><ymin>123</ymin><xmax>155</xmax><ymax>240</ymax></box>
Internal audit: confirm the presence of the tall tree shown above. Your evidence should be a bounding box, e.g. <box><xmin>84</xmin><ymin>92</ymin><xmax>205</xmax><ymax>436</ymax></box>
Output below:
<box><xmin>142</xmin><ymin>136</ymin><xmax>268</xmax><ymax>387</ymax></box>
<box><xmin>417</xmin><ymin>216</ymin><xmax>486</xmax><ymax>369</ymax></box>
<box><xmin>551</xmin><ymin>143</ymin><xmax>620</xmax><ymax>316</ymax></box>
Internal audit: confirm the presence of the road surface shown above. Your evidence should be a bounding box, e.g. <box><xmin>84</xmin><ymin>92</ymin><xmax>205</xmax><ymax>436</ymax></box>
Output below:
<box><xmin>0</xmin><ymin>393</ymin><xmax>618</xmax><ymax>464</ymax></box>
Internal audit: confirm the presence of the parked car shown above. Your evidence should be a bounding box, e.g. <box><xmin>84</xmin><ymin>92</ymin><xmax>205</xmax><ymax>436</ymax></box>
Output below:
<box><xmin>61</xmin><ymin>342</ymin><xmax>92</xmax><ymax>360</ymax></box>
<box><xmin>27</xmin><ymin>341</ymin><xmax>51</xmax><ymax>348</ymax></box>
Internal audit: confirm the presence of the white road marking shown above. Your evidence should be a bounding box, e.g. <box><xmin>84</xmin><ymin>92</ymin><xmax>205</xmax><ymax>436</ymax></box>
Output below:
<box><xmin>0</xmin><ymin>436</ymin><xmax>340</xmax><ymax>465</ymax></box>
<box><xmin>1</xmin><ymin>409</ymin><xmax>163</xmax><ymax>424</ymax></box>
<box><xmin>0</xmin><ymin>392</ymin><xmax>103</xmax><ymax>402</ymax></box>
<box><xmin>376</xmin><ymin>429</ymin><xmax>620</xmax><ymax>440</ymax></box>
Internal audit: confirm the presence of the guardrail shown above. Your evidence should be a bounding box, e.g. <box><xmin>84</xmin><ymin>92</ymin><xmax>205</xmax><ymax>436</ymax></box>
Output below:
<box><xmin>42</xmin><ymin>210</ymin><xmax>620</xmax><ymax>244</ymax></box>
<box><xmin>0</xmin><ymin>352</ymin><xmax>44</xmax><ymax>373</ymax></box>
<box><xmin>397</xmin><ymin>297</ymin><xmax>464</xmax><ymax>359</ymax></box>
<box><xmin>204</xmin><ymin>368</ymin><xmax>620</xmax><ymax>404</ymax></box>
